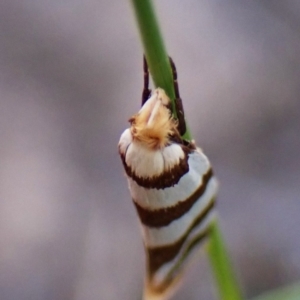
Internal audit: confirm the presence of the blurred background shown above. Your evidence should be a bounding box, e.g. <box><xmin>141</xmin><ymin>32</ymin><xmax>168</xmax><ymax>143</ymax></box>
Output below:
<box><xmin>0</xmin><ymin>0</ymin><xmax>300</xmax><ymax>299</ymax></box>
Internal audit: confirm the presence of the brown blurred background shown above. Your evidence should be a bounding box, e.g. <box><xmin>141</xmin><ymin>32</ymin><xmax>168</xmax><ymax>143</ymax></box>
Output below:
<box><xmin>0</xmin><ymin>0</ymin><xmax>300</xmax><ymax>299</ymax></box>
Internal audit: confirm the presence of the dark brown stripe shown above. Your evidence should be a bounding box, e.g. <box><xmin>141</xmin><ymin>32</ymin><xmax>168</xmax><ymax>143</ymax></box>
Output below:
<box><xmin>146</xmin><ymin>198</ymin><xmax>215</xmax><ymax>276</ymax></box>
<box><xmin>134</xmin><ymin>168</ymin><xmax>213</xmax><ymax>227</ymax></box>
<box><xmin>120</xmin><ymin>145</ymin><xmax>191</xmax><ymax>190</ymax></box>
<box><xmin>164</xmin><ymin>226</ymin><xmax>211</xmax><ymax>282</ymax></box>
<box><xmin>147</xmin><ymin>226</ymin><xmax>211</xmax><ymax>295</ymax></box>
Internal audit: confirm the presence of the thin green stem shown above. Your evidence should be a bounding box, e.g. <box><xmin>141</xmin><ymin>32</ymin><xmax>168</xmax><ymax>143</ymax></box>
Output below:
<box><xmin>207</xmin><ymin>220</ymin><xmax>243</xmax><ymax>300</ymax></box>
<box><xmin>131</xmin><ymin>0</ymin><xmax>174</xmax><ymax>104</ymax></box>
<box><xmin>130</xmin><ymin>0</ymin><xmax>242</xmax><ymax>299</ymax></box>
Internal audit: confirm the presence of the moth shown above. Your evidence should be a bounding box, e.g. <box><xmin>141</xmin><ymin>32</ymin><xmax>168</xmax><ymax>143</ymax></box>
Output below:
<box><xmin>118</xmin><ymin>57</ymin><xmax>218</xmax><ymax>300</ymax></box>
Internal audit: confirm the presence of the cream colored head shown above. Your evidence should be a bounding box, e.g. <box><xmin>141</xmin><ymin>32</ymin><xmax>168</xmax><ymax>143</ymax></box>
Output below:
<box><xmin>129</xmin><ymin>88</ymin><xmax>177</xmax><ymax>150</ymax></box>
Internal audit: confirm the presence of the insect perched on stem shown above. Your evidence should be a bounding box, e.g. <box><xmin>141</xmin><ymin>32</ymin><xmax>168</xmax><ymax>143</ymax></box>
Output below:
<box><xmin>118</xmin><ymin>57</ymin><xmax>218</xmax><ymax>300</ymax></box>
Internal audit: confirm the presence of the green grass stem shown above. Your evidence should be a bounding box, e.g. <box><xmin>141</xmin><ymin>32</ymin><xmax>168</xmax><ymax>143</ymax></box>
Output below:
<box><xmin>207</xmin><ymin>220</ymin><xmax>243</xmax><ymax>300</ymax></box>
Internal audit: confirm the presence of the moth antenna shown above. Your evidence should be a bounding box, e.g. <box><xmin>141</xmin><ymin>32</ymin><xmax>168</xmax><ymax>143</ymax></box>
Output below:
<box><xmin>142</xmin><ymin>55</ymin><xmax>152</xmax><ymax>106</ymax></box>
<box><xmin>169</xmin><ymin>57</ymin><xmax>187</xmax><ymax>136</ymax></box>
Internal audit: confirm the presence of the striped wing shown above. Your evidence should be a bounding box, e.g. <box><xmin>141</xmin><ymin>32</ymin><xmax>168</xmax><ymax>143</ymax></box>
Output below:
<box><xmin>119</xmin><ymin>128</ymin><xmax>218</xmax><ymax>299</ymax></box>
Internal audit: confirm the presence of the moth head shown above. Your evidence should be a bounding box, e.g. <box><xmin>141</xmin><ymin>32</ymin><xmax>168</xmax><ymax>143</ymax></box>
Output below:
<box><xmin>129</xmin><ymin>88</ymin><xmax>178</xmax><ymax>150</ymax></box>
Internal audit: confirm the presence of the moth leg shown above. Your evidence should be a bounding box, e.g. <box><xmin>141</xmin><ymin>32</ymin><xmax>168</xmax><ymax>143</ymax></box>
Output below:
<box><xmin>142</xmin><ymin>55</ymin><xmax>151</xmax><ymax>106</ymax></box>
<box><xmin>169</xmin><ymin>57</ymin><xmax>187</xmax><ymax>136</ymax></box>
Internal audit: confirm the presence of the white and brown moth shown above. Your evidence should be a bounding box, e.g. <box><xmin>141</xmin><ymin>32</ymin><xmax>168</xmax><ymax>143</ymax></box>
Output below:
<box><xmin>118</xmin><ymin>58</ymin><xmax>218</xmax><ymax>300</ymax></box>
